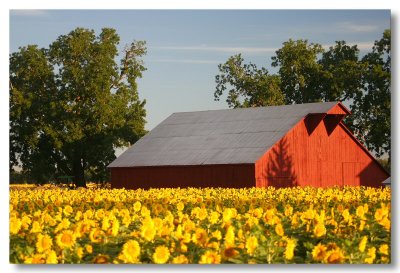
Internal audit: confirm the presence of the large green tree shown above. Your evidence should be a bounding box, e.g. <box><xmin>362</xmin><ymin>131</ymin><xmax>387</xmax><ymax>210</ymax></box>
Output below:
<box><xmin>271</xmin><ymin>39</ymin><xmax>324</xmax><ymax>104</ymax></box>
<box><xmin>318</xmin><ymin>41</ymin><xmax>365</xmax><ymax>102</ymax></box>
<box><xmin>10</xmin><ymin>28</ymin><xmax>147</xmax><ymax>186</ymax></box>
<box><xmin>214</xmin><ymin>54</ymin><xmax>284</xmax><ymax>108</ymax></box>
<box><xmin>214</xmin><ymin>30</ymin><xmax>391</xmax><ymax>166</ymax></box>
<box><xmin>349</xmin><ymin>30</ymin><xmax>391</xmax><ymax>163</ymax></box>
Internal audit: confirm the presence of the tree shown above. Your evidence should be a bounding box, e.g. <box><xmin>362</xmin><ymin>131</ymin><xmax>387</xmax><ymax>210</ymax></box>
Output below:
<box><xmin>214</xmin><ymin>31</ymin><xmax>391</xmax><ymax>164</ymax></box>
<box><xmin>349</xmin><ymin>30</ymin><xmax>391</xmax><ymax>164</ymax></box>
<box><xmin>10</xmin><ymin>28</ymin><xmax>147</xmax><ymax>186</ymax></box>
<box><xmin>214</xmin><ymin>54</ymin><xmax>284</xmax><ymax>108</ymax></box>
<box><xmin>271</xmin><ymin>39</ymin><xmax>324</xmax><ymax>104</ymax></box>
<box><xmin>318</xmin><ymin>41</ymin><xmax>365</xmax><ymax>102</ymax></box>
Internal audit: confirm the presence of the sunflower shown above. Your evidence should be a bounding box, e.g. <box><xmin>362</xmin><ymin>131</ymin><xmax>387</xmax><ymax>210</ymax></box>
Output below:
<box><xmin>120</xmin><ymin>240</ymin><xmax>141</xmax><ymax>263</ymax></box>
<box><xmin>111</xmin><ymin>219</ymin><xmax>120</xmax><ymax>236</ymax></box>
<box><xmin>89</xmin><ymin>228</ymin><xmax>104</xmax><ymax>243</ymax></box>
<box><xmin>176</xmin><ymin>202</ymin><xmax>185</xmax><ymax>212</ymax></box>
<box><xmin>211</xmin><ymin>230</ymin><xmax>222</xmax><ymax>241</ymax></box>
<box><xmin>199</xmin><ymin>250</ymin><xmax>221</xmax><ymax>264</ymax></box>
<box><xmin>10</xmin><ymin>217</ymin><xmax>22</xmax><ymax>235</ymax></box>
<box><xmin>192</xmin><ymin>228</ymin><xmax>208</xmax><ymax>246</ymax></box>
<box><xmin>141</xmin><ymin>226</ymin><xmax>156</xmax><ymax>242</ymax></box>
<box><xmin>222</xmin><ymin>247</ymin><xmax>238</xmax><ymax>259</ymax></box>
<box><xmin>36</xmin><ymin>234</ymin><xmax>53</xmax><ymax>253</ymax></box>
<box><xmin>356</xmin><ymin>205</ymin><xmax>365</xmax><ymax>218</ymax></box>
<box><xmin>312</xmin><ymin>243</ymin><xmax>327</xmax><ymax>262</ymax></box>
<box><xmin>313</xmin><ymin>223</ymin><xmax>326</xmax><ymax>238</ymax></box>
<box><xmin>21</xmin><ymin>215</ymin><xmax>32</xmax><ymax>230</ymax></box>
<box><xmin>364</xmin><ymin>247</ymin><xmax>376</xmax><ymax>264</ymax></box>
<box><xmin>358</xmin><ymin>236</ymin><xmax>368</xmax><ymax>253</ymax></box>
<box><xmin>76</xmin><ymin>247</ymin><xmax>84</xmax><ymax>259</ymax></box>
<box><xmin>325</xmin><ymin>249</ymin><xmax>345</xmax><ymax>264</ymax></box>
<box><xmin>93</xmin><ymin>254</ymin><xmax>110</xmax><ymax>264</ymax></box>
<box><xmin>245</xmin><ymin>236</ymin><xmax>258</xmax><ymax>255</ymax></box>
<box><xmin>45</xmin><ymin>250</ymin><xmax>58</xmax><ymax>264</ymax></box>
<box><xmin>133</xmin><ymin>201</ymin><xmax>141</xmax><ymax>212</ymax></box>
<box><xmin>54</xmin><ymin>218</ymin><xmax>70</xmax><ymax>233</ymax></box>
<box><xmin>359</xmin><ymin>220</ymin><xmax>366</xmax><ymax>231</ymax></box>
<box><xmin>284</xmin><ymin>238</ymin><xmax>296</xmax><ymax>260</ymax></box>
<box><xmin>153</xmin><ymin>246</ymin><xmax>170</xmax><ymax>264</ymax></box>
<box><xmin>172</xmin><ymin>255</ymin><xmax>189</xmax><ymax>264</ymax></box>
<box><xmin>56</xmin><ymin>230</ymin><xmax>76</xmax><ymax>249</ymax></box>
<box><xmin>101</xmin><ymin>216</ymin><xmax>111</xmax><ymax>231</ymax></box>
<box><xmin>224</xmin><ymin>226</ymin><xmax>235</xmax><ymax>247</ymax></box>
<box><xmin>30</xmin><ymin>221</ymin><xmax>42</xmax><ymax>233</ymax></box>
<box><xmin>85</xmin><ymin>244</ymin><xmax>93</xmax><ymax>254</ymax></box>
<box><xmin>379</xmin><ymin>244</ymin><xmax>389</xmax><ymax>256</ymax></box>
<box><xmin>223</xmin><ymin>208</ymin><xmax>233</xmax><ymax>222</ymax></box>
<box><xmin>379</xmin><ymin>217</ymin><xmax>390</xmax><ymax>231</ymax></box>
<box><xmin>197</xmin><ymin>208</ymin><xmax>208</xmax><ymax>221</ymax></box>
<box><xmin>374</xmin><ymin>207</ymin><xmax>388</xmax><ymax>222</ymax></box>
<box><xmin>95</xmin><ymin>209</ymin><xmax>105</xmax><ymax>220</ymax></box>
<box><xmin>63</xmin><ymin>205</ymin><xmax>73</xmax><ymax>216</ymax></box>
<box><xmin>24</xmin><ymin>254</ymin><xmax>45</xmax><ymax>264</ymax></box>
<box><xmin>275</xmin><ymin>223</ymin><xmax>284</xmax><ymax>237</ymax></box>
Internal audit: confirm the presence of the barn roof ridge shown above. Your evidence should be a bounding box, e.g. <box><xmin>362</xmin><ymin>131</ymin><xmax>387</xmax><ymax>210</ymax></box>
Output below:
<box><xmin>109</xmin><ymin>101</ymin><xmax>343</xmax><ymax>167</ymax></box>
<box><xmin>170</xmin><ymin>101</ymin><xmax>339</xmax><ymax>115</ymax></box>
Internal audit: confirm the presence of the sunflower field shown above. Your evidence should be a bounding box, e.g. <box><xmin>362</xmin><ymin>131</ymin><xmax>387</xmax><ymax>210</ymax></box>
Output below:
<box><xmin>9</xmin><ymin>186</ymin><xmax>390</xmax><ymax>264</ymax></box>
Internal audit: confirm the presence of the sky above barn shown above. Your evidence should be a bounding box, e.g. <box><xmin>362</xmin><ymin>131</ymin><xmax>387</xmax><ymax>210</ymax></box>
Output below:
<box><xmin>9</xmin><ymin>9</ymin><xmax>391</xmax><ymax>157</ymax></box>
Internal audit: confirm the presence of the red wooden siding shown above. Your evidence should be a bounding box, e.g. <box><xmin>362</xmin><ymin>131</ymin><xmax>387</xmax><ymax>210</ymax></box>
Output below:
<box><xmin>111</xmin><ymin>164</ymin><xmax>255</xmax><ymax>189</ymax></box>
<box><xmin>255</xmin><ymin>115</ymin><xmax>389</xmax><ymax>188</ymax></box>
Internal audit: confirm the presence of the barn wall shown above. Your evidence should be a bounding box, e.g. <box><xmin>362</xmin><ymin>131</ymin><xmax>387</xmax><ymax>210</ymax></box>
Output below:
<box><xmin>255</xmin><ymin>115</ymin><xmax>389</xmax><ymax>187</ymax></box>
<box><xmin>111</xmin><ymin>164</ymin><xmax>255</xmax><ymax>189</ymax></box>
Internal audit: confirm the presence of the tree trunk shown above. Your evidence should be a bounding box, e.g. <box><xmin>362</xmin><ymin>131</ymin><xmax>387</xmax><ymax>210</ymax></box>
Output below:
<box><xmin>73</xmin><ymin>154</ymin><xmax>86</xmax><ymax>188</ymax></box>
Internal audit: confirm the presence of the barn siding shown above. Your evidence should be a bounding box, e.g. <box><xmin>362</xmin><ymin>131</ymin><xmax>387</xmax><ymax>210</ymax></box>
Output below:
<box><xmin>111</xmin><ymin>164</ymin><xmax>255</xmax><ymax>189</ymax></box>
<box><xmin>255</xmin><ymin>115</ymin><xmax>389</xmax><ymax>187</ymax></box>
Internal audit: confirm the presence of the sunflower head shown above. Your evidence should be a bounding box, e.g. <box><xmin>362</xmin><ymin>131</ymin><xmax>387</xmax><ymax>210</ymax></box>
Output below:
<box><xmin>312</xmin><ymin>243</ymin><xmax>327</xmax><ymax>262</ymax></box>
<box><xmin>120</xmin><ymin>240</ymin><xmax>141</xmax><ymax>263</ymax></box>
<box><xmin>36</xmin><ymin>234</ymin><xmax>53</xmax><ymax>253</ymax></box>
<box><xmin>172</xmin><ymin>254</ymin><xmax>189</xmax><ymax>264</ymax></box>
<box><xmin>56</xmin><ymin>230</ymin><xmax>76</xmax><ymax>249</ymax></box>
<box><xmin>153</xmin><ymin>246</ymin><xmax>170</xmax><ymax>264</ymax></box>
<box><xmin>199</xmin><ymin>250</ymin><xmax>221</xmax><ymax>264</ymax></box>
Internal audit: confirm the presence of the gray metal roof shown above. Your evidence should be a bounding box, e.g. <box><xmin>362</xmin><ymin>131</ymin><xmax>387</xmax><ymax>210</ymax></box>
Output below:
<box><xmin>109</xmin><ymin>102</ymin><xmax>338</xmax><ymax>167</ymax></box>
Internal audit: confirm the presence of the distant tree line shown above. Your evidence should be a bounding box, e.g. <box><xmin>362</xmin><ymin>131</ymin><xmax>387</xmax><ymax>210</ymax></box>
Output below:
<box><xmin>215</xmin><ymin>30</ymin><xmax>391</xmax><ymax>171</ymax></box>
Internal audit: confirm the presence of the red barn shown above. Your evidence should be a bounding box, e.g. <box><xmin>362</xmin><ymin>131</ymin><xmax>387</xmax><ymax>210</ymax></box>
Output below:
<box><xmin>108</xmin><ymin>102</ymin><xmax>389</xmax><ymax>189</ymax></box>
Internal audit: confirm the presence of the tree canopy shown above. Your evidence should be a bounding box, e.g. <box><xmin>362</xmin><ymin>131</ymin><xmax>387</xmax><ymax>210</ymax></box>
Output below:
<box><xmin>215</xmin><ymin>54</ymin><xmax>284</xmax><ymax>108</ymax></box>
<box><xmin>271</xmin><ymin>39</ymin><xmax>324</xmax><ymax>104</ymax></box>
<box><xmin>10</xmin><ymin>27</ymin><xmax>147</xmax><ymax>186</ymax></box>
<box><xmin>214</xmin><ymin>30</ymin><xmax>391</xmax><ymax>167</ymax></box>
<box><xmin>350</xmin><ymin>30</ymin><xmax>391</xmax><ymax>162</ymax></box>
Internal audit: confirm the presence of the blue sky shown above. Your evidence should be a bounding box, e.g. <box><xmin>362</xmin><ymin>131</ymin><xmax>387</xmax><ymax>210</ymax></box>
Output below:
<box><xmin>10</xmin><ymin>10</ymin><xmax>390</xmax><ymax>132</ymax></box>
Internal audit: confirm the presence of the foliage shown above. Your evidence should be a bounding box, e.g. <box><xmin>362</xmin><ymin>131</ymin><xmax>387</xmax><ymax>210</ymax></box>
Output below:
<box><xmin>214</xmin><ymin>30</ymin><xmax>391</xmax><ymax>162</ymax></box>
<box><xmin>271</xmin><ymin>39</ymin><xmax>324</xmax><ymax>104</ymax></box>
<box><xmin>214</xmin><ymin>54</ymin><xmax>284</xmax><ymax>108</ymax></box>
<box><xmin>377</xmin><ymin>158</ymin><xmax>390</xmax><ymax>174</ymax></box>
<box><xmin>9</xmin><ymin>28</ymin><xmax>147</xmax><ymax>186</ymax></box>
<box><xmin>349</xmin><ymin>30</ymin><xmax>391</xmax><ymax>162</ymax></box>
<box><xmin>318</xmin><ymin>41</ymin><xmax>365</xmax><ymax>102</ymax></box>
<box><xmin>10</xmin><ymin>186</ymin><xmax>390</xmax><ymax>264</ymax></box>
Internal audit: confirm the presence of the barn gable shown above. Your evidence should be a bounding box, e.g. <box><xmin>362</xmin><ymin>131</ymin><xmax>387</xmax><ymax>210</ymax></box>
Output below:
<box><xmin>255</xmin><ymin>104</ymin><xmax>389</xmax><ymax>188</ymax></box>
